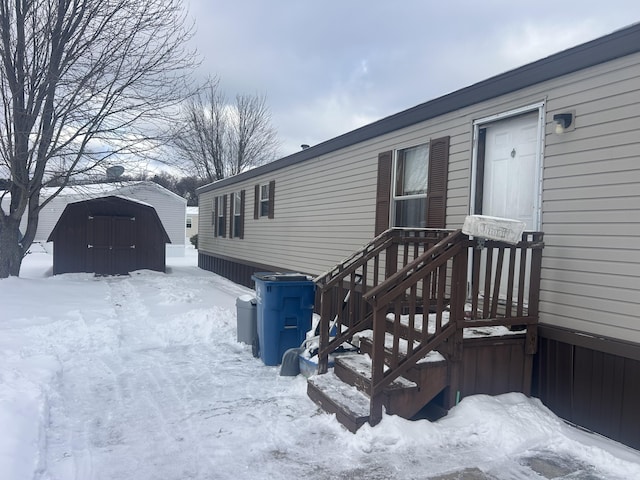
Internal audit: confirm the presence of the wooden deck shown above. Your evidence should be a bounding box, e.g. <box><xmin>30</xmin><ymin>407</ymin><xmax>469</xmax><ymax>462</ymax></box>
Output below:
<box><xmin>308</xmin><ymin>228</ymin><xmax>544</xmax><ymax>431</ymax></box>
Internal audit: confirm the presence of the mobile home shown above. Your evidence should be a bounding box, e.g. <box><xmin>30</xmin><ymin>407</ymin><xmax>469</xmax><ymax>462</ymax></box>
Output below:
<box><xmin>197</xmin><ymin>24</ymin><xmax>640</xmax><ymax>447</ymax></box>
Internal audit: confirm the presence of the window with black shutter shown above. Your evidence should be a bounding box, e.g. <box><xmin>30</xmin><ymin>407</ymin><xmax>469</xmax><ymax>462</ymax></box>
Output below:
<box><xmin>254</xmin><ymin>181</ymin><xmax>275</xmax><ymax>219</ymax></box>
<box><xmin>375</xmin><ymin>136</ymin><xmax>449</xmax><ymax>233</ymax></box>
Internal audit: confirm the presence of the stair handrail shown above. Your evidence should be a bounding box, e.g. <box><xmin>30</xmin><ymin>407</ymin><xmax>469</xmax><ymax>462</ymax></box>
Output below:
<box><xmin>314</xmin><ymin>228</ymin><xmax>454</xmax><ymax>373</ymax></box>
<box><xmin>314</xmin><ymin>228</ymin><xmax>396</xmax><ymax>288</ymax></box>
<box><xmin>363</xmin><ymin>230</ymin><xmax>468</xmax><ymax>425</ymax></box>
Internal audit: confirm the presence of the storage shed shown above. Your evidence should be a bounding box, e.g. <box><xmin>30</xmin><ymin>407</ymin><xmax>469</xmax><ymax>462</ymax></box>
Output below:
<box><xmin>47</xmin><ymin>196</ymin><xmax>171</xmax><ymax>275</ymax></box>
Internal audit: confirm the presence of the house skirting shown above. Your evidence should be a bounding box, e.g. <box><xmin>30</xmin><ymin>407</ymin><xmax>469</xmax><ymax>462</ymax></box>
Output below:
<box><xmin>197</xmin><ymin>251</ymin><xmax>312</xmax><ymax>289</ymax></box>
<box><xmin>534</xmin><ymin>325</ymin><xmax>640</xmax><ymax>450</ymax></box>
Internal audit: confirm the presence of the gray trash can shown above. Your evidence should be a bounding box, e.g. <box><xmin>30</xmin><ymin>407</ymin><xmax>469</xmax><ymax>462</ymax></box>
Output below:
<box><xmin>236</xmin><ymin>295</ymin><xmax>257</xmax><ymax>346</ymax></box>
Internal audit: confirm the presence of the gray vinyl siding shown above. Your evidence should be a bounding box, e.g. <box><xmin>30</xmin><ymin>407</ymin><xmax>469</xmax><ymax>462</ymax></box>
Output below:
<box><xmin>540</xmin><ymin>52</ymin><xmax>640</xmax><ymax>344</ymax></box>
<box><xmin>199</xmin><ymin>50</ymin><xmax>640</xmax><ymax>344</ymax></box>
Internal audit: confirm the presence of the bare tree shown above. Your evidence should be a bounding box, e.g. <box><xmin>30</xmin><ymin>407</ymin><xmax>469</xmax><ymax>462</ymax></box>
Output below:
<box><xmin>0</xmin><ymin>0</ymin><xmax>195</xmax><ymax>277</ymax></box>
<box><xmin>172</xmin><ymin>77</ymin><xmax>279</xmax><ymax>182</ymax></box>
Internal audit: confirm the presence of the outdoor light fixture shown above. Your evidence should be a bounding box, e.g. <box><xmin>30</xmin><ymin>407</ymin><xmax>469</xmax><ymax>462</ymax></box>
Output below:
<box><xmin>553</xmin><ymin>112</ymin><xmax>574</xmax><ymax>134</ymax></box>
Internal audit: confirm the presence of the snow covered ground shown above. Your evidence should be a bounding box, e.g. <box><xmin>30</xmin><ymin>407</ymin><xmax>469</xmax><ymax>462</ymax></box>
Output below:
<box><xmin>2</xmin><ymin>247</ymin><xmax>640</xmax><ymax>480</ymax></box>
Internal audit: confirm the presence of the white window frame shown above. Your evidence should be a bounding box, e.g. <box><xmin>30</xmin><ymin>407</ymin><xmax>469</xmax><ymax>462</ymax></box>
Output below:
<box><xmin>217</xmin><ymin>195</ymin><xmax>225</xmax><ymax>236</ymax></box>
<box><xmin>391</xmin><ymin>143</ymin><xmax>429</xmax><ymax>228</ymax></box>
<box><xmin>233</xmin><ymin>191</ymin><xmax>241</xmax><ymax>237</ymax></box>
<box><xmin>260</xmin><ymin>184</ymin><xmax>269</xmax><ymax>217</ymax></box>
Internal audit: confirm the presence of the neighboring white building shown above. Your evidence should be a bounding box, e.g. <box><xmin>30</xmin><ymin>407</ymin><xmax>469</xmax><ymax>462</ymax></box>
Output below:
<box><xmin>7</xmin><ymin>181</ymin><xmax>187</xmax><ymax>256</ymax></box>
<box><xmin>186</xmin><ymin>206</ymin><xmax>199</xmax><ymax>239</ymax></box>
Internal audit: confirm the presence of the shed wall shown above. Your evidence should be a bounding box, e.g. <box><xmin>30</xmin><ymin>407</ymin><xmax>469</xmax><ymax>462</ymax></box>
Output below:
<box><xmin>50</xmin><ymin>198</ymin><xmax>168</xmax><ymax>274</ymax></box>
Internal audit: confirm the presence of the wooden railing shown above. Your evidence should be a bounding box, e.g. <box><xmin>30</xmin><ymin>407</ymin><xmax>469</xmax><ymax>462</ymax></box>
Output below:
<box><xmin>313</xmin><ymin>228</ymin><xmax>544</xmax><ymax>426</ymax></box>
<box><xmin>363</xmin><ymin>229</ymin><xmax>467</xmax><ymax>424</ymax></box>
<box><xmin>313</xmin><ymin>228</ymin><xmax>453</xmax><ymax>373</ymax></box>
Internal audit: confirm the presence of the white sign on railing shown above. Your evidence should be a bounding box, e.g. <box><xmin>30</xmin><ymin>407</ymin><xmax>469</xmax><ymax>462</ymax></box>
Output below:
<box><xmin>462</xmin><ymin>215</ymin><xmax>526</xmax><ymax>245</ymax></box>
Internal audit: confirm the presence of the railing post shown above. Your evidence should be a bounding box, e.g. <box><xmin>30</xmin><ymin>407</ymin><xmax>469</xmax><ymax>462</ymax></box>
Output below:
<box><xmin>318</xmin><ymin>288</ymin><xmax>331</xmax><ymax>374</ymax></box>
<box><xmin>385</xmin><ymin>238</ymin><xmax>398</xmax><ymax>279</ymax></box>
<box><xmin>523</xmin><ymin>233</ymin><xmax>543</xmax><ymax>395</ymax></box>
<box><xmin>369</xmin><ymin>304</ymin><xmax>386</xmax><ymax>426</ymax></box>
<box><xmin>446</xmin><ymin>238</ymin><xmax>468</xmax><ymax>408</ymax></box>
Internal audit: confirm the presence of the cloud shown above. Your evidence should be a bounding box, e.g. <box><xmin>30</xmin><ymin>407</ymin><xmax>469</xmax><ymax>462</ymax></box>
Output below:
<box><xmin>184</xmin><ymin>0</ymin><xmax>640</xmax><ymax>161</ymax></box>
<box><xmin>499</xmin><ymin>20</ymin><xmax>601</xmax><ymax>66</ymax></box>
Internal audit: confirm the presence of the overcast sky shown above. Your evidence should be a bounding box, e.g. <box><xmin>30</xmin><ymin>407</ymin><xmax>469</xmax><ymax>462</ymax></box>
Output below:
<box><xmin>185</xmin><ymin>1</ymin><xmax>640</xmax><ymax>157</ymax></box>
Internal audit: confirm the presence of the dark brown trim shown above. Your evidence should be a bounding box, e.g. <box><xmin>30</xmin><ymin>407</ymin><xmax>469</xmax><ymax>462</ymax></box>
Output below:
<box><xmin>426</xmin><ymin>136</ymin><xmax>449</xmax><ymax>228</ymax></box>
<box><xmin>229</xmin><ymin>192</ymin><xmax>235</xmax><ymax>238</ymax></box>
<box><xmin>213</xmin><ymin>196</ymin><xmax>219</xmax><ymax>237</ymax></box>
<box><xmin>268</xmin><ymin>180</ymin><xmax>275</xmax><ymax>219</ymax></box>
<box><xmin>253</xmin><ymin>184</ymin><xmax>259</xmax><ymax>219</ymax></box>
<box><xmin>222</xmin><ymin>194</ymin><xmax>228</xmax><ymax>238</ymax></box>
<box><xmin>374</xmin><ymin>151</ymin><xmax>393</xmax><ymax>236</ymax></box>
<box><xmin>538</xmin><ymin>324</ymin><xmax>640</xmax><ymax>362</ymax></box>
<box><xmin>197</xmin><ymin>23</ymin><xmax>640</xmax><ymax>195</ymax></box>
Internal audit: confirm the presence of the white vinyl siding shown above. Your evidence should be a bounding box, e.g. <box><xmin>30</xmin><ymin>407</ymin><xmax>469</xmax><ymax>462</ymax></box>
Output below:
<box><xmin>28</xmin><ymin>182</ymin><xmax>186</xmax><ymax>246</ymax></box>
<box><xmin>199</xmin><ymin>50</ymin><xmax>640</xmax><ymax>344</ymax></box>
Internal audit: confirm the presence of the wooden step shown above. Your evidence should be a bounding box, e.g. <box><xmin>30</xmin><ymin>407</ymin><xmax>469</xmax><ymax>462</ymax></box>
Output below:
<box><xmin>357</xmin><ymin>330</ymin><xmax>449</xmax><ymax>380</ymax></box>
<box><xmin>335</xmin><ymin>353</ymin><xmax>448</xmax><ymax>419</ymax></box>
<box><xmin>333</xmin><ymin>354</ymin><xmax>417</xmax><ymax>393</ymax></box>
<box><xmin>381</xmin><ymin>310</ymin><xmax>451</xmax><ymax>339</ymax></box>
<box><xmin>307</xmin><ymin>371</ymin><xmax>370</xmax><ymax>433</ymax></box>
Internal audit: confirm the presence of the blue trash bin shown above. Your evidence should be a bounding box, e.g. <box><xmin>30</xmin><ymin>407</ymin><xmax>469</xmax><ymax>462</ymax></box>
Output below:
<box><xmin>252</xmin><ymin>272</ymin><xmax>315</xmax><ymax>366</ymax></box>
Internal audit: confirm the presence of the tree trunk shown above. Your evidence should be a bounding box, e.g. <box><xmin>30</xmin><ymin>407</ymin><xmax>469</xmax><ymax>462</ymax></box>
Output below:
<box><xmin>0</xmin><ymin>218</ymin><xmax>24</xmax><ymax>278</ymax></box>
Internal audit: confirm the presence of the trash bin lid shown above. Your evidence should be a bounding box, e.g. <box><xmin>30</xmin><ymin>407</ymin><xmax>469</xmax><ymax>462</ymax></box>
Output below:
<box><xmin>252</xmin><ymin>272</ymin><xmax>310</xmax><ymax>282</ymax></box>
<box><xmin>236</xmin><ymin>294</ymin><xmax>257</xmax><ymax>306</ymax></box>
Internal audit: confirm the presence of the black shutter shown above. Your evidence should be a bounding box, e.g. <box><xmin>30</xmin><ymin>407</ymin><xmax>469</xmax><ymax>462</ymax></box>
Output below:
<box><xmin>213</xmin><ymin>196</ymin><xmax>219</xmax><ymax>237</ymax></box>
<box><xmin>426</xmin><ymin>136</ymin><xmax>450</xmax><ymax>228</ymax></box>
<box><xmin>239</xmin><ymin>190</ymin><xmax>246</xmax><ymax>239</ymax></box>
<box><xmin>222</xmin><ymin>194</ymin><xmax>228</xmax><ymax>237</ymax></box>
<box><xmin>229</xmin><ymin>193</ymin><xmax>235</xmax><ymax>238</ymax></box>
<box><xmin>268</xmin><ymin>180</ymin><xmax>275</xmax><ymax>219</ymax></box>
<box><xmin>375</xmin><ymin>151</ymin><xmax>393</xmax><ymax>236</ymax></box>
<box><xmin>254</xmin><ymin>184</ymin><xmax>259</xmax><ymax>219</ymax></box>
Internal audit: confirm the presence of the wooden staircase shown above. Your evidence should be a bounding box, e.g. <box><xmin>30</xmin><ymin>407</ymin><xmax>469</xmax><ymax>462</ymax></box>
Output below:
<box><xmin>308</xmin><ymin>336</ymin><xmax>449</xmax><ymax>432</ymax></box>
<box><xmin>307</xmin><ymin>228</ymin><xmax>544</xmax><ymax>432</ymax></box>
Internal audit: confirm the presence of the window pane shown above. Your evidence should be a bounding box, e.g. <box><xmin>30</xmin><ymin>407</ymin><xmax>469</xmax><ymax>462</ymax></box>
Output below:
<box><xmin>260</xmin><ymin>200</ymin><xmax>269</xmax><ymax>217</ymax></box>
<box><xmin>394</xmin><ymin>197</ymin><xmax>427</xmax><ymax>228</ymax></box>
<box><xmin>234</xmin><ymin>216</ymin><xmax>241</xmax><ymax>237</ymax></box>
<box><xmin>397</xmin><ymin>145</ymin><xmax>428</xmax><ymax>196</ymax></box>
<box><xmin>260</xmin><ymin>184</ymin><xmax>269</xmax><ymax>201</ymax></box>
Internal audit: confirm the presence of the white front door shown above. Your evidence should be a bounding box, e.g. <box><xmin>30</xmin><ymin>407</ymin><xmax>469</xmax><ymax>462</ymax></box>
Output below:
<box><xmin>482</xmin><ymin>112</ymin><xmax>540</xmax><ymax>229</ymax></box>
<box><xmin>471</xmin><ymin>108</ymin><xmax>543</xmax><ymax>307</ymax></box>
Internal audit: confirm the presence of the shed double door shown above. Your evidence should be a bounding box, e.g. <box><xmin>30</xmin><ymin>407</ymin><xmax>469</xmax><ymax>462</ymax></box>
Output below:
<box><xmin>88</xmin><ymin>215</ymin><xmax>136</xmax><ymax>275</ymax></box>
